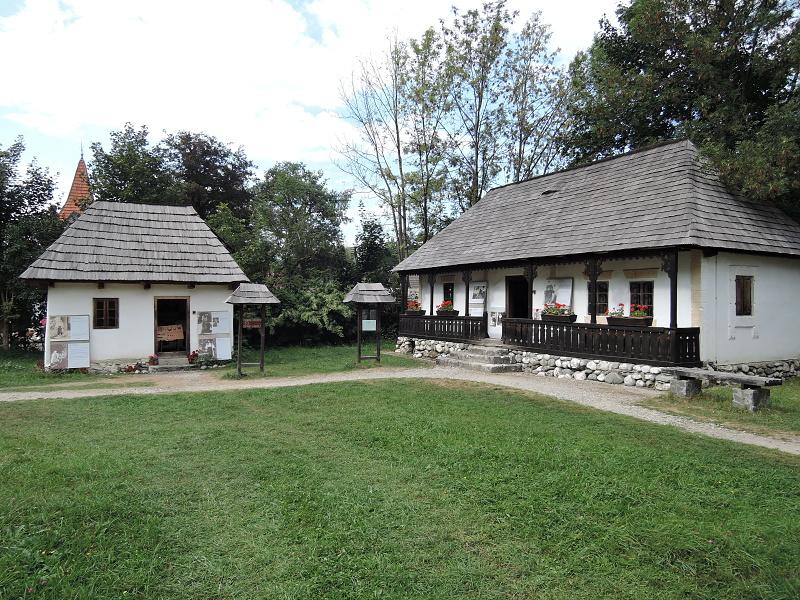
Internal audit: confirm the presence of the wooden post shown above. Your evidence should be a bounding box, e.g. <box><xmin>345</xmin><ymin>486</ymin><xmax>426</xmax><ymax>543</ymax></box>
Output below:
<box><xmin>462</xmin><ymin>270</ymin><xmax>471</xmax><ymax>316</ymax></box>
<box><xmin>259</xmin><ymin>304</ymin><xmax>266</xmax><ymax>373</ymax></box>
<box><xmin>524</xmin><ymin>263</ymin><xmax>537</xmax><ymax>319</ymax></box>
<box><xmin>236</xmin><ymin>304</ymin><xmax>243</xmax><ymax>377</ymax></box>
<box><xmin>356</xmin><ymin>304</ymin><xmax>362</xmax><ymax>363</ymax></box>
<box><xmin>662</xmin><ymin>249</ymin><xmax>679</xmax><ymax>329</ymax></box>
<box><xmin>427</xmin><ymin>273</ymin><xmax>435</xmax><ymax>315</ymax></box>
<box><xmin>400</xmin><ymin>275</ymin><xmax>408</xmax><ymax>313</ymax></box>
<box><xmin>376</xmin><ymin>304</ymin><xmax>381</xmax><ymax>363</ymax></box>
<box><xmin>585</xmin><ymin>256</ymin><xmax>601</xmax><ymax>324</ymax></box>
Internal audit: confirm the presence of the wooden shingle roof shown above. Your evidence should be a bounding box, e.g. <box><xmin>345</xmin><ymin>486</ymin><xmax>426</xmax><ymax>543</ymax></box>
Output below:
<box><xmin>226</xmin><ymin>283</ymin><xmax>280</xmax><ymax>304</ymax></box>
<box><xmin>21</xmin><ymin>201</ymin><xmax>248</xmax><ymax>284</ymax></box>
<box><xmin>343</xmin><ymin>282</ymin><xmax>396</xmax><ymax>304</ymax></box>
<box><xmin>394</xmin><ymin>140</ymin><xmax>800</xmax><ymax>272</ymax></box>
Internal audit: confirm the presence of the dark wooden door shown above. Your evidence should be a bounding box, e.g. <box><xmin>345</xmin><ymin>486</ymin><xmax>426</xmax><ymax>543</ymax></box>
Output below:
<box><xmin>505</xmin><ymin>276</ymin><xmax>529</xmax><ymax>319</ymax></box>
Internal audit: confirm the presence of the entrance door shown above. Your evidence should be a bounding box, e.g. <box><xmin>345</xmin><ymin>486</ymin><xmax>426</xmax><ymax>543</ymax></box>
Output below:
<box><xmin>505</xmin><ymin>276</ymin><xmax>529</xmax><ymax>319</ymax></box>
<box><xmin>154</xmin><ymin>298</ymin><xmax>189</xmax><ymax>353</ymax></box>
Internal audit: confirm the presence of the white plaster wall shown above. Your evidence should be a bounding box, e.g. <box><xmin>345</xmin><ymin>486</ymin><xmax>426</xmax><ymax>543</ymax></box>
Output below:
<box><xmin>44</xmin><ymin>283</ymin><xmax>234</xmax><ymax>366</ymax></box>
<box><xmin>416</xmin><ymin>253</ymin><xmax>694</xmax><ymax>340</ymax></box>
<box><xmin>700</xmin><ymin>252</ymin><xmax>800</xmax><ymax>364</ymax></box>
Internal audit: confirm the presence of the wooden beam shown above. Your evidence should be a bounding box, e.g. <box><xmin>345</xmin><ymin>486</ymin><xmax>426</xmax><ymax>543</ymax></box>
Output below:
<box><xmin>427</xmin><ymin>273</ymin><xmax>436</xmax><ymax>315</ymax></box>
<box><xmin>584</xmin><ymin>256</ymin><xmax>601</xmax><ymax>324</ymax></box>
<box><xmin>187</xmin><ymin>282</ymin><xmax>196</xmax><ymax>289</ymax></box>
<box><xmin>143</xmin><ymin>281</ymin><xmax>151</xmax><ymax>290</ymax></box>
<box><xmin>461</xmin><ymin>270</ymin><xmax>472</xmax><ymax>316</ymax></box>
<box><xmin>661</xmin><ymin>249</ymin><xmax>679</xmax><ymax>330</ymax></box>
<box><xmin>97</xmin><ymin>281</ymin><xmax>105</xmax><ymax>289</ymax></box>
<box><xmin>524</xmin><ymin>263</ymin><xmax>537</xmax><ymax>319</ymax></box>
<box><xmin>259</xmin><ymin>304</ymin><xmax>266</xmax><ymax>373</ymax></box>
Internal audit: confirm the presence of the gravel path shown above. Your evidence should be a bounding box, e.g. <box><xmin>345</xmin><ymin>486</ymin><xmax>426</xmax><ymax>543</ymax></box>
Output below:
<box><xmin>2</xmin><ymin>367</ymin><xmax>798</xmax><ymax>455</ymax></box>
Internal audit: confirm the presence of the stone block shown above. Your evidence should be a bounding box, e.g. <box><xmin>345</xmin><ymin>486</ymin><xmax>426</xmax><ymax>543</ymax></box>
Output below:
<box><xmin>574</xmin><ymin>371</ymin><xmax>587</xmax><ymax>381</ymax></box>
<box><xmin>605</xmin><ymin>372</ymin><xmax>624</xmax><ymax>385</ymax></box>
<box><xmin>732</xmin><ymin>387</ymin><xmax>770</xmax><ymax>411</ymax></box>
<box><xmin>671</xmin><ymin>378</ymin><xmax>701</xmax><ymax>397</ymax></box>
<box><xmin>623</xmin><ymin>374</ymin><xmax>635</xmax><ymax>386</ymax></box>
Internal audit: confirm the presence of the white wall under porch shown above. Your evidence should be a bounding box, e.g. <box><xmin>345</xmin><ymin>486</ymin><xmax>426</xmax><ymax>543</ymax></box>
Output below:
<box><xmin>418</xmin><ymin>252</ymin><xmax>695</xmax><ymax>340</ymax></box>
<box><xmin>44</xmin><ymin>282</ymin><xmax>234</xmax><ymax>366</ymax></box>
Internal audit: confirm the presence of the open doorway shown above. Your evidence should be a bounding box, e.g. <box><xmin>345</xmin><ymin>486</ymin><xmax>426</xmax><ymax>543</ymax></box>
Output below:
<box><xmin>154</xmin><ymin>297</ymin><xmax>189</xmax><ymax>353</ymax></box>
<box><xmin>505</xmin><ymin>276</ymin><xmax>529</xmax><ymax>319</ymax></box>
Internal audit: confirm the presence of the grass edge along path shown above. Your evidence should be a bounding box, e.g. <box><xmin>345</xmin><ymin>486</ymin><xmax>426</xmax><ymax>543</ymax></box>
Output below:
<box><xmin>1</xmin><ymin>379</ymin><xmax>798</xmax><ymax>599</ymax></box>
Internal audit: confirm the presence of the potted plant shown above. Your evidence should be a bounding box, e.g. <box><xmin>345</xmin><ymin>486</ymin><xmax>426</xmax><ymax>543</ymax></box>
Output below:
<box><xmin>148</xmin><ymin>354</ymin><xmax>159</xmax><ymax>366</ymax></box>
<box><xmin>187</xmin><ymin>350</ymin><xmax>200</xmax><ymax>364</ymax></box>
<box><xmin>405</xmin><ymin>300</ymin><xmax>425</xmax><ymax>316</ymax></box>
<box><xmin>436</xmin><ymin>300</ymin><xmax>459</xmax><ymax>316</ymax></box>
<box><xmin>540</xmin><ymin>303</ymin><xmax>577</xmax><ymax>323</ymax></box>
<box><xmin>606</xmin><ymin>303</ymin><xmax>653</xmax><ymax>327</ymax></box>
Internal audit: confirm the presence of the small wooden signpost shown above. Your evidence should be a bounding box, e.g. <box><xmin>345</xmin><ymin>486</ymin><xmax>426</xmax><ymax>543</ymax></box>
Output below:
<box><xmin>225</xmin><ymin>283</ymin><xmax>280</xmax><ymax>376</ymax></box>
<box><xmin>343</xmin><ymin>283</ymin><xmax>396</xmax><ymax>363</ymax></box>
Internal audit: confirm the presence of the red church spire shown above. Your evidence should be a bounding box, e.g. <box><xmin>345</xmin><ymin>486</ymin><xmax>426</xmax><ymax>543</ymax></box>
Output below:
<box><xmin>58</xmin><ymin>152</ymin><xmax>92</xmax><ymax>220</ymax></box>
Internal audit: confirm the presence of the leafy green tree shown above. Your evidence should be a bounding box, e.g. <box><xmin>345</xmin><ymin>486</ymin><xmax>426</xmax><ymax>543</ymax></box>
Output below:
<box><xmin>89</xmin><ymin>123</ymin><xmax>182</xmax><ymax>205</ymax></box>
<box><xmin>1</xmin><ymin>138</ymin><xmax>64</xmax><ymax>350</ymax></box>
<box><xmin>561</xmin><ymin>0</ymin><xmax>799</xmax><ymax>212</ymax></box>
<box><xmin>163</xmin><ymin>131</ymin><xmax>254</xmax><ymax>219</ymax></box>
<box><xmin>354</xmin><ymin>207</ymin><xmax>395</xmax><ymax>285</ymax></box>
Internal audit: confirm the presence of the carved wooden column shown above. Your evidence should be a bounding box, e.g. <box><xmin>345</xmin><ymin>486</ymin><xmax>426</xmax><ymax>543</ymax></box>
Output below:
<box><xmin>524</xmin><ymin>262</ymin><xmax>538</xmax><ymax>319</ymax></box>
<box><xmin>661</xmin><ymin>249</ymin><xmax>679</xmax><ymax>329</ymax></box>
<box><xmin>427</xmin><ymin>272</ymin><xmax>436</xmax><ymax>315</ymax></box>
<box><xmin>585</xmin><ymin>256</ymin><xmax>601</xmax><ymax>324</ymax></box>
<box><xmin>462</xmin><ymin>270</ymin><xmax>472</xmax><ymax>316</ymax></box>
<box><xmin>400</xmin><ymin>274</ymin><xmax>408</xmax><ymax>313</ymax></box>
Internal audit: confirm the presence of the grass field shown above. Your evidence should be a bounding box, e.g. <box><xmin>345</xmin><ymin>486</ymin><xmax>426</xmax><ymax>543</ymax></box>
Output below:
<box><xmin>641</xmin><ymin>377</ymin><xmax>800</xmax><ymax>438</ymax></box>
<box><xmin>0</xmin><ymin>350</ymin><xmax>97</xmax><ymax>389</ymax></box>
<box><xmin>221</xmin><ymin>341</ymin><xmax>424</xmax><ymax>379</ymax></box>
<box><xmin>1</xmin><ymin>380</ymin><xmax>798</xmax><ymax>598</ymax></box>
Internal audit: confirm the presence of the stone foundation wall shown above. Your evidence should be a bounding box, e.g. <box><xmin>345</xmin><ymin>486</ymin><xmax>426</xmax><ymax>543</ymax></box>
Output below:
<box><xmin>396</xmin><ymin>336</ymin><xmax>799</xmax><ymax>390</ymax></box>
<box><xmin>88</xmin><ymin>358</ymin><xmax>151</xmax><ymax>374</ymax></box>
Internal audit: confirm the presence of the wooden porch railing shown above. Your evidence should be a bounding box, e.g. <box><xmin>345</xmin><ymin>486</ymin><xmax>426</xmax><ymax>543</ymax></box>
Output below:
<box><xmin>398</xmin><ymin>314</ymin><xmax>487</xmax><ymax>342</ymax></box>
<box><xmin>501</xmin><ymin>318</ymin><xmax>700</xmax><ymax>366</ymax></box>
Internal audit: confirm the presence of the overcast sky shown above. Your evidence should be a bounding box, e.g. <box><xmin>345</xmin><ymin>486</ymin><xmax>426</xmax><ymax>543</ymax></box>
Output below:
<box><xmin>0</xmin><ymin>0</ymin><xmax>619</xmax><ymax>243</ymax></box>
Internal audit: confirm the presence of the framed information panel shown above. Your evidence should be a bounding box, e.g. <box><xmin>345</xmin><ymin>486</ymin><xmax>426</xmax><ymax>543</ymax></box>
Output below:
<box><xmin>47</xmin><ymin>314</ymin><xmax>90</xmax><ymax>368</ymax></box>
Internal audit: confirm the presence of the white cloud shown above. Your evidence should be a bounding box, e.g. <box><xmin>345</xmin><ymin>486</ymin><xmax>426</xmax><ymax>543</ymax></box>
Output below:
<box><xmin>0</xmin><ymin>0</ymin><xmax>617</xmax><ymax>242</ymax></box>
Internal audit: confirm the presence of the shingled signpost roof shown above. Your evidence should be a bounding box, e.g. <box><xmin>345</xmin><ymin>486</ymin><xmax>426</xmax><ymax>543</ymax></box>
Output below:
<box><xmin>343</xmin><ymin>282</ymin><xmax>396</xmax><ymax>304</ymax></box>
<box><xmin>58</xmin><ymin>156</ymin><xmax>92</xmax><ymax>220</ymax></box>
<box><xmin>21</xmin><ymin>201</ymin><xmax>248</xmax><ymax>284</ymax></box>
<box><xmin>225</xmin><ymin>282</ymin><xmax>280</xmax><ymax>305</ymax></box>
<box><xmin>394</xmin><ymin>140</ymin><xmax>800</xmax><ymax>272</ymax></box>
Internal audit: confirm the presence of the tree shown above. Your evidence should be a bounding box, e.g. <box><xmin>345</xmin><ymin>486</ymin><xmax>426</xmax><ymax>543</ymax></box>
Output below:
<box><xmin>501</xmin><ymin>12</ymin><xmax>567</xmax><ymax>182</ymax></box>
<box><xmin>0</xmin><ymin>138</ymin><xmax>64</xmax><ymax>350</ymax></box>
<box><xmin>441</xmin><ymin>0</ymin><xmax>514</xmax><ymax>210</ymax></box>
<box><xmin>339</xmin><ymin>38</ymin><xmax>412</xmax><ymax>260</ymax></box>
<box><xmin>89</xmin><ymin>123</ymin><xmax>182</xmax><ymax>205</ymax></box>
<box><xmin>163</xmin><ymin>131</ymin><xmax>254</xmax><ymax>219</ymax></box>
<box><xmin>354</xmin><ymin>206</ymin><xmax>395</xmax><ymax>285</ymax></box>
<box><xmin>561</xmin><ymin>0</ymin><xmax>799</xmax><ymax>212</ymax></box>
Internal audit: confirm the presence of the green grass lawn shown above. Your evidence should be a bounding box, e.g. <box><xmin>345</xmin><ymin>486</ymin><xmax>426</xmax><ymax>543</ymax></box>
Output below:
<box><xmin>641</xmin><ymin>377</ymin><xmax>800</xmax><ymax>439</ymax></box>
<box><xmin>221</xmin><ymin>340</ymin><xmax>425</xmax><ymax>379</ymax></box>
<box><xmin>0</xmin><ymin>350</ymin><xmax>98</xmax><ymax>389</ymax></box>
<box><xmin>1</xmin><ymin>380</ymin><xmax>798</xmax><ymax>598</ymax></box>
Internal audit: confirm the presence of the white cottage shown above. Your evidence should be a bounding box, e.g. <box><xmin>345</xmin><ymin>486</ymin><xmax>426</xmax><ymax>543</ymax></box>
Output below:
<box><xmin>21</xmin><ymin>201</ymin><xmax>248</xmax><ymax>370</ymax></box>
<box><xmin>394</xmin><ymin>140</ymin><xmax>800</xmax><ymax>373</ymax></box>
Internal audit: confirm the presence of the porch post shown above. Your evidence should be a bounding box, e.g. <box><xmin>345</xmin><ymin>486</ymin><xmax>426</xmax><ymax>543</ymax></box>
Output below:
<box><xmin>461</xmin><ymin>270</ymin><xmax>472</xmax><ymax>316</ymax></box>
<box><xmin>427</xmin><ymin>272</ymin><xmax>436</xmax><ymax>315</ymax></box>
<box><xmin>585</xmin><ymin>256</ymin><xmax>601</xmax><ymax>324</ymax></box>
<box><xmin>400</xmin><ymin>273</ymin><xmax>408</xmax><ymax>313</ymax></box>
<box><xmin>661</xmin><ymin>249</ymin><xmax>679</xmax><ymax>329</ymax></box>
<box><xmin>524</xmin><ymin>262</ymin><xmax>537</xmax><ymax>319</ymax></box>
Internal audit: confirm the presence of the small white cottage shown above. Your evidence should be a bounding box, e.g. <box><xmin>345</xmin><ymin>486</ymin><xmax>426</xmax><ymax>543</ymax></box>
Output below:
<box><xmin>394</xmin><ymin>140</ymin><xmax>800</xmax><ymax>372</ymax></box>
<box><xmin>21</xmin><ymin>201</ymin><xmax>248</xmax><ymax>370</ymax></box>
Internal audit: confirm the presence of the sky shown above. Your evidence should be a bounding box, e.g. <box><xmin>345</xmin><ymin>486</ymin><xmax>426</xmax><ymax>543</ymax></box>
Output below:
<box><xmin>0</xmin><ymin>0</ymin><xmax>619</xmax><ymax>243</ymax></box>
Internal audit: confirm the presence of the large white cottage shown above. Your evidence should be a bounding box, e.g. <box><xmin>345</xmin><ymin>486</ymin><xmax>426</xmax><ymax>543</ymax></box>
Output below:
<box><xmin>394</xmin><ymin>140</ymin><xmax>800</xmax><ymax>370</ymax></box>
<box><xmin>21</xmin><ymin>201</ymin><xmax>248</xmax><ymax>370</ymax></box>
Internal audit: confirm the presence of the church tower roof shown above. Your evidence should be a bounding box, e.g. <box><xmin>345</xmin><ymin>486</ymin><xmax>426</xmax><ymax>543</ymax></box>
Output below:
<box><xmin>58</xmin><ymin>154</ymin><xmax>92</xmax><ymax>220</ymax></box>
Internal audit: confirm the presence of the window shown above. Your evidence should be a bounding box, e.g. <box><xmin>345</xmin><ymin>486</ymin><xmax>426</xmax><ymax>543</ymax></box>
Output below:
<box><xmin>629</xmin><ymin>281</ymin><xmax>654</xmax><ymax>316</ymax></box>
<box><xmin>735</xmin><ymin>275</ymin><xmax>753</xmax><ymax>316</ymax></box>
<box><xmin>587</xmin><ymin>281</ymin><xmax>609</xmax><ymax>315</ymax></box>
<box><xmin>443</xmin><ymin>282</ymin><xmax>454</xmax><ymax>304</ymax></box>
<box><xmin>94</xmin><ymin>298</ymin><xmax>119</xmax><ymax>329</ymax></box>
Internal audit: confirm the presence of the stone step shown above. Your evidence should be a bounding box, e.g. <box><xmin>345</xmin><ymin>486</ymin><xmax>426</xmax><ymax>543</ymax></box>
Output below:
<box><xmin>453</xmin><ymin>345</ymin><xmax>509</xmax><ymax>357</ymax></box>
<box><xmin>446</xmin><ymin>350</ymin><xmax>514</xmax><ymax>364</ymax></box>
<box><xmin>436</xmin><ymin>356</ymin><xmax>522</xmax><ymax>373</ymax></box>
<box><xmin>148</xmin><ymin>363</ymin><xmax>195</xmax><ymax>373</ymax></box>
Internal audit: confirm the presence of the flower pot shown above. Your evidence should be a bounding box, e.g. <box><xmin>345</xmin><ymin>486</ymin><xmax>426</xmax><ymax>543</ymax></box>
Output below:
<box><xmin>606</xmin><ymin>316</ymin><xmax>653</xmax><ymax>327</ymax></box>
<box><xmin>405</xmin><ymin>310</ymin><xmax>426</xmax><ymax>316</ymax></box>
<box><xmin>540</xmin><ymin>314</ymin><xmax>577</xmax><ymax>323</ymax></box>
<box><xmin>436</xmin><ymin>310</ymin><xmax>460</xmax><ymax>316</ymax></box>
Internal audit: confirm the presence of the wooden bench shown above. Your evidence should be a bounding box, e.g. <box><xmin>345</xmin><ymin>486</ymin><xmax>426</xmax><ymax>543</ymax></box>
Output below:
<box><xmin>661</xmin><ymin>367</ymin><xmax>782</xmax><ymax>411</ymax></box>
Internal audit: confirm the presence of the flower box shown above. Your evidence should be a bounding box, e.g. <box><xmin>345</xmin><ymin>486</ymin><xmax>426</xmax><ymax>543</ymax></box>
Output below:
<box><xmin>606</xmin><ymin>316</ymin><xmax>653</xmax><ymax>328</ymax></box>
<box><xmin>541</xmin><ymin>314</ymin><xmax>577</xmax><ymax>323</ymax></box>
<box><xmin>436</xmin><ymin>310</ymin><xmax>460</xmax><ymax>316</ymax></box>
<box><xmin>405</xmin><ymin>310</ymin><xmax>426</xmax><ymax>316</ymax></box>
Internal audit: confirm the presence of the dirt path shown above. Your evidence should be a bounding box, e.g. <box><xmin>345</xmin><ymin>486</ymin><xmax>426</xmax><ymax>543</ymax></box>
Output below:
<box><xmin>2</xmin><ymin>367</ymin><xmax>799</xmax><ymax>456</ymax></box>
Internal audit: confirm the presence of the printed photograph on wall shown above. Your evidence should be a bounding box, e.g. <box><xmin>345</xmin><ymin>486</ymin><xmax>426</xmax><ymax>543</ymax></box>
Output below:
<box><xmin>48</xmin><ymin>316</ymin><xmax>70</xmax><ymax>340</ymax></box>
<box><xmin>470</xmin><ymin>282</ymin><xmax>487</xmax><ymax>301</ymax></box>
<box><xmin>543</xmin><ymin>278</ymin><xmax>574</xmax><ymax>308</ymax></box>
<box><xmin>489</xmin><ymin>311</ymin><xmax>506</xmax><ymax>328</ymax></box>
<box><xmin>197</xmin><ymin>311</ymin><xmax>231</xmax><ymax>335</ymax></box>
